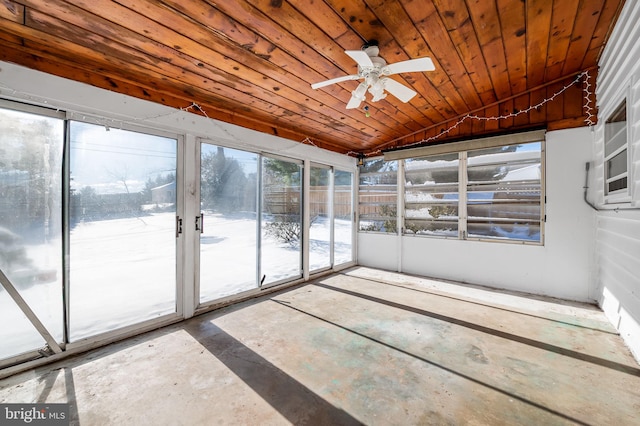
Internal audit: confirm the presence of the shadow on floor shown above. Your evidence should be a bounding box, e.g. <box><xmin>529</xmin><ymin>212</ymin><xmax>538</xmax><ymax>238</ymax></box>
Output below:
<box><xmin>184</xmin><ymin>323</ymin><xmax>364</xmax><ymax>426</ymax></box>
<box><xmin>313</xmin><ymin>281</ymin><xmax>640</xmax><ymax>377</ymax></box>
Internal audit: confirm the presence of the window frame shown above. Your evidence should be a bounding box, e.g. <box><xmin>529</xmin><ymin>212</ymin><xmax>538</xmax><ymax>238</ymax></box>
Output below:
<box><xmin>359</xmin><ymin>132</ymin><xmax>546</xmax><ymax>245</ymax></box>
<box><xmin>403</xmin><ymin>152</ymin><xmax>461</xmax><ymax>239</ymax></box>
<box><xmin>463</xmin><ymin>142</ymin><xmax>544</xmax><ymax>244</ymax></box>
<box><xmin>357</xmin><ymin>158</ymin><xmax>399</xmax><ymax>234</ymax></box>
<box><xmin>603</xmin><ymin>97</ymin><xmax>631</xmax><ymax>203</ymax></box>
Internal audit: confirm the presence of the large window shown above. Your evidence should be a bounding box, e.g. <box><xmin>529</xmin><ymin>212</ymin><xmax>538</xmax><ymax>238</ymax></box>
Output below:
<box><xmin>466</xmin><ymin>144</ymin><xmax>542</xmax><ymax>242</ymax></box>
<box><xmin>358</xmin><ymin>159</ymin><xmax>398</xmax><ymax>233</ymax></box>
<box><xmin>604</xmin><ymin>100</ymin><xmax>628</xmax><ymax>200</ymax></box>
<box><xmin>359</xmin><ymin>139</ymin><xmax>544</xmax><ymax>244</ymax></box>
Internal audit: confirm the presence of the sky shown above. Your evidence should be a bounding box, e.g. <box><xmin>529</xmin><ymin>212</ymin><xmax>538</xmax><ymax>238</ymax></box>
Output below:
<box><xmin>70</xmin><ymin>121</ymin><xmax>177</xmax><ymax>194</ymax></box>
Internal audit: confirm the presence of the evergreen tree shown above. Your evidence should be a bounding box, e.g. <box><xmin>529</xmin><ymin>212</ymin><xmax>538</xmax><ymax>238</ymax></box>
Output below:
<box><xmin>201</xmin><ymin>147</ymin><xmax>248</xmax><ymax>212</ymax></box>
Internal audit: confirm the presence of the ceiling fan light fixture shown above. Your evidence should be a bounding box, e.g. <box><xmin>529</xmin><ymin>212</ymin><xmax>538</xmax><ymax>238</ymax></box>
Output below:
<box><xmin>346</xmin><ymin>82</ymin><xmax>368</xmax><ymax>109</ymax></box>
<box><xmin>369</xmin><ymin>79</ymin><xmax>387</xmax><ymax>102</ymax></box>
<box><xmin>352</xmin><ymin>82</ymin><xmax>368</xmax><ymax>101</ymax></box>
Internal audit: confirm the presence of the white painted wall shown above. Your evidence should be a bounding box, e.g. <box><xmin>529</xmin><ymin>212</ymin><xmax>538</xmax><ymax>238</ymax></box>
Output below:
<box><xmin>357</xmin><ymin>232</ymin><xmax>399</xmax><ymax>272</ymax></box>
<box><xmin>590</xmin><ymin>0</ymin><xmax>640</xmax><ymax>361</ymax></box>
<box><xmin>0</xmin><ymin>62</ymin><xmax>354</xmax><ymax>171</ymax></box>
<box><xmin>359</xmin><ymin>127</ymin><xmax>596</xmax><ymax>302</ymax></box>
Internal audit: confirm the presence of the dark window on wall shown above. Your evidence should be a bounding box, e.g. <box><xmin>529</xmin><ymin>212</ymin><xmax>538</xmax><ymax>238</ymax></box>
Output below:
<box><xmin>604</xmin><ymin>100</ymin><xmax>628</xmax><ymax>199</ymax></box>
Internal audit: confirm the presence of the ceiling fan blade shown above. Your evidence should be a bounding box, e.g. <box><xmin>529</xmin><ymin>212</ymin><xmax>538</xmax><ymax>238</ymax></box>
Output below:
<box><xmin>382</xmin><ymin>78</ymin><xmax>417</xmax><ymax>103</ymax></box>
<box><xmin>345</xmin><ymin>50</ymin><xmax>374</xmax><ymax>68</ymax></box>
<box><xmin>383</xmin><ymin>57</ymin><xmax>435</xmax><ymax>75</ymax></box>
<box><xmin>311</xmin><ymin>74</ymin><xmax>360</xmax><ymax>89</ymax></box>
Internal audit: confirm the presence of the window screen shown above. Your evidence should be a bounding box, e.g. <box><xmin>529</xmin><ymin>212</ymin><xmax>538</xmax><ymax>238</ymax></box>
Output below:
<box><xmin>404</xmin><ymin>153</ymin><xmax>459</xmax><ymax>237</ymax></box>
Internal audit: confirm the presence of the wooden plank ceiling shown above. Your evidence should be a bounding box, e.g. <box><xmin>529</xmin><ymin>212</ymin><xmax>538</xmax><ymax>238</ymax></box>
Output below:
<box><xmin>0</xmin><ymin>0</ymin><xmax>626</xmax><ymax>156</ymax></box>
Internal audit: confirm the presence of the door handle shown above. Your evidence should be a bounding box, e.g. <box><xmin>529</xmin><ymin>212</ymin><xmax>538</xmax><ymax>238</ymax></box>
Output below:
<box><xmin>195</xmin><ymin>213</ymin><xmax>204</xmax><ymax>233</ymax></box>
<box><xmin>176</xmin><ymin>216</ymin><xmax>183</xmax><ymax>237</ymax></box>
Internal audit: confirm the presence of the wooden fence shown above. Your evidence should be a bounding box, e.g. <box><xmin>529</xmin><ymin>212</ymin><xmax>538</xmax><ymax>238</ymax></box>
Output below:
<box><xmin>264</xmin><ymin>185</ymin><xmax>352</xmax><ymax>217</ymax></box>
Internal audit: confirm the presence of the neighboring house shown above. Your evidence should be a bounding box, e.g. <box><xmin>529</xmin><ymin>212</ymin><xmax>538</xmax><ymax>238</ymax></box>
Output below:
<box><xmin>151</xmin><ymin>180</ymin><xmax>175</xmax><ymax>204</ymax></box>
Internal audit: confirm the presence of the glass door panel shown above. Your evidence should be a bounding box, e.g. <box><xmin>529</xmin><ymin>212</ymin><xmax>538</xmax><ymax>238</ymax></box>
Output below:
<box><xmin>0</xmin><ymin>107</ymin><xmax>64</xmax><ymax>360</ymax></box>
<box><xmin>334</xmin><ymin>170</ymin><xmax>354</xmax><ymax>265</ymax></box>
<box><xmin>199</xmin><ymin>144</ymin><xmax>258</xmax><ymax>302</ymax></box>
<box><xmin>261</xmin><ymin>157</ymin><xmax>302</xmax><ymax>285</ymax></box>
<box><xmin>69</xmin><ymin>122</ymin><xmax>177</xmax><ymax>340</ymax></box>
<box><xmin>309</xmin><ymin>166</ymin><xmax>331</xmax><ymax>271</ymax></box>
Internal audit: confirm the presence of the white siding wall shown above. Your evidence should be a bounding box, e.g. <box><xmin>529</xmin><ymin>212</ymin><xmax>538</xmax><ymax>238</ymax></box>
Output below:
<box><xmin>359</xmin><ymin>126</ymin><xmax>596</xmax><ymax>302</ymax></box>
<box><xmin>592</xmin><ymin>0</ymin><xmax>640</xmax><ymax>361</ymax></box>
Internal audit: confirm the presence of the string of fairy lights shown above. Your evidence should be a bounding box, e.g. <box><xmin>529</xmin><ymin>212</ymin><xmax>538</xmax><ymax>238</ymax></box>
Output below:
<box><xmin>1</xmin><ymin>69</ymin><xmax>594</xmax><ymax>158</ymax></box>
<box><xmin>346</xmin><ymin>69</ymin><xmax>595</xmax><ymax>159</ymax></box>
<box><xmin>0</xmin><ymin>82</ymin><xmax>276</xmax><ymax>150</ymax></box>
<box><xmin>582</xmin><ymin>70</ymin><xmax>596</xmax><ymax>126</ymax></box>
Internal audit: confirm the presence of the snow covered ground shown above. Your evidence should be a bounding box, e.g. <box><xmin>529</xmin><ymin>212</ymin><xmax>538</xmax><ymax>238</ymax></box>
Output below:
<box><xmin>1</xmin><ymin>212</ymin><xmax>353</xmax><ymax>360</ymax></box>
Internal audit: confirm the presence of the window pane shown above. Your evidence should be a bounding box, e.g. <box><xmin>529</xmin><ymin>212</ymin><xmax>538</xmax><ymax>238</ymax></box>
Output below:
<box><xmin>606</xmin><ymin>149</ymin><xmax>627</xmax><ymax>179</ymax></box>
<box><xmin>604</xmin><ymin>101</ymin><xmax>626</xmax><ymax>157</ymax></box>
<box><xmin>604</xmin><ymin>100</ymin><xmax>627</xmax><ymax>196</ymax></box>
<box><xmin>404</xmin><ymin>154</ymin><xmax>459</xmax><ymax>237</ymax></box>
<box><xmin>359</xmin><ymin>159</ymin><xmax>397</xmax><ymax>233</ymax></box>
<box><xmin>604</xmin><ymin>122</ymin><xmax>627</xmax><ymax>157</ymax></box>
<box><xmin>467</xmin><ymin>143</ymin><xmax>542</xmax><ymax>242</ymax></box>
<box><xmin>200</xmin><ymin>145</ymin><xmax>258</xmax><ymax>302</ymax></box>
<box><xmin>69</xmin><ymin>122</ymin><xmax>177</xmax><ymax>340</ymax></box>
<box><xmin>261</xmin><ymin>157</ymin><xmax>302</xmax><ymax>285</ymax></box>
<box><xmin>0</xmin><ymin>107</ymin><xmax>63</xmax><ymax>359</ymax></box>
<box><xmin>334</xmin><ymin>170</ymin><xmax>353</xmax><ymax>265</ymax></box>
<box><xmin>608</xmin><ymin>177</ymin><xmax>627</xmax><ymax>193</ymax></box>
<box><xmin>309</xmin><ymin>166</ymin><xmax>331</xmax><ymax>271</ymax></box>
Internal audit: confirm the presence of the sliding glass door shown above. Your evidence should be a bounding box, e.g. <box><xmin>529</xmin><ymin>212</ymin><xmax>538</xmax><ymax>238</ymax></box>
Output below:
<box><xmin>309</xmin><ymin>165</ymin><xmax>332</xmax><ymax>272</ymax></box>
<box><xmin>308</xmin><ymin>167</ymin><xmax>354</xmax><ymax>270</ymax></box>
<box><xmin>334</xmin><ymin>170</ymin><xmax>354</xmax><ymax>266</ymax></box>
<box><xmin>69</xmin><ymin>122</ymin><xmax>178</xmax><ymax>340</ymax></box>
<box><xmin>260</xmin><ymin>156</ymin><xmax>303</xmax><ymax>286</ymax></box>
<box><xmin>0</xmin><ymin>105</ymin><xmax>64</xmax><ymax>360</ymax></box>
<box><xmin>199</xmin><ymin>144</ymin><xmax>258</xmax><ymax>302</ymax></box>
<box><xmin>0</xmin><ymin>102</ymin><xmax>357</xmax><ymax>372</ymax></box>
<box><xmin>198</xmin><ymin>150</ymin><xmax>355</xmax><ymax>303</ymax></box>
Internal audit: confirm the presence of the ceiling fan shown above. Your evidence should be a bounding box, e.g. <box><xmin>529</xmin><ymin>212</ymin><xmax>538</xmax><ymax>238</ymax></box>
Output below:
<box><xmin>311</xmin><ymin>40</ymin><xmax>435</xmax><ymax>109</ymax></box>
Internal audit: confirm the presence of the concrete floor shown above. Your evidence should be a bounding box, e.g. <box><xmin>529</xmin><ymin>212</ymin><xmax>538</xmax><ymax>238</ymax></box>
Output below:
<box><xmin>1</xmin><ymin>267</ymin><xmax>639</xmax><ymax>425</ymax></box>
